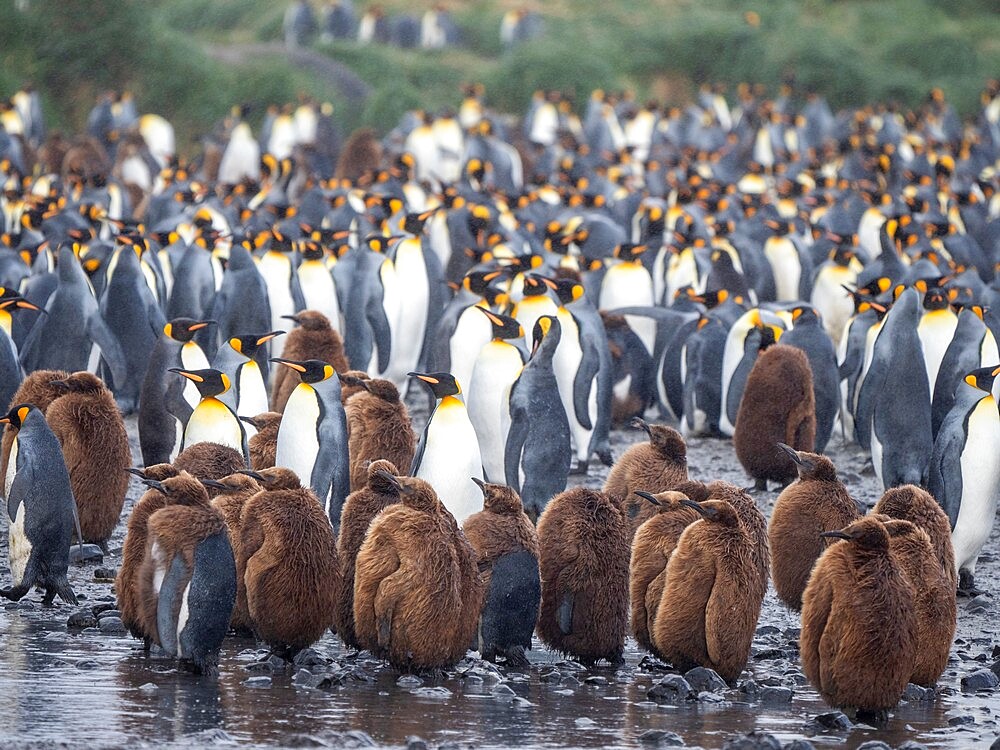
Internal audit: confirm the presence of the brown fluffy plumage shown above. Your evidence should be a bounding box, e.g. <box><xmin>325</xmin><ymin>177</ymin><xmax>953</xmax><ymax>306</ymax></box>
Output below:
<box><xmin>334</xmin><ymin>128</ymin><xmax>383</xmax><ymax>182</ymax></box>
<box><xmin>768</xmin><ymin>450</ymin><xmax>860</xmax><ymax>611</ymax></box>
<box><xmin>271</xmin><ymin>311</ymin><xmax>349</xmax><ymax>412</ymax></box>
<box><xmin>800</xmin><ymin>516</ymin><xmax>918</xmax><ymax>712</ymax></box>
<box><xmin>733</xmin><ymin>344</ymin><xmax>816</xmax><ymax>488</ymax></box>
<box><xmin>334</xmin><ymin>460</ymin><xmax>401</xmax><ymax>649</ymax></box>
<box><xmin>1</xmin><ymin>369</ymin><xmax>70</xmax><ymax>495</ymax></box>
<box><xmin>652</xmin><ymin>498</ymin><xmax>765</xmax><ymax>683</ymax></box>
<box><xmin>246</xmin><ymin>411</ymin><xmax>282</xmax><ymax>470</ymax></box>
<box><xmin>536</xmin><ymin>487</ymin><xmax>630</xmax><ymax>665</ymax></box>
<box><xmin>462</xmin><ymin>480</ymin><xmax>538</xmax><ymax>591</ymax></box>
<box><xmin>208</xmin><ymin>473</ymin><xmax>262</xmax><ymax>632</ymax></box>
<box><xmin>882</xmin><ymin>518</ymin><xmax>956</xmax><ymax>687</ymax></box>
<box><xmin>706</xmin><ymin>480</ymin><xmax>770</xmax><ymax>590</ymax></box>
<box><xmin>173</xmin><ymin>442</ymin><xmax>246</xmax><ymax>489</ymax></box>
<box><xmin>873</xmin><ymin>484</ymin><xmax>956</xmax><ymax>591</ymax></box>
<box><xmin>45</xmin><ymin>372</ymin><xmax>131</xmax><ymax>545</ymax></box>
<box><xmin>239</xmin><ymin>467</ymin><xmax>340</xmax><ymax>657</ymax></box>
<box><xmin>622</xmin><ymin>479</ymin><xmax>708</xmax><ymax>539</ymax></box>
<box><xmin>629</xmin><ymin>490</ymin><xmax>701</xmax><ymax>655</ymax></box>
<box><xmin>345</xmin><ymin>379</ymin><xmax>416</xmax><ymax>492</ymax></box>
<box><xmin>117</xmin><ymin>464</ymin><xmax>178</xmax><ymax>642</ymax></box>
<box><xmin>338</xmin><ymin>370</ymin><xmax>371</xmax><ymax>405</ymax></box>
<box><xmin>353</xmin><ymin>474</ymin><xmax>483</xmax><ymax>671</ymax></box>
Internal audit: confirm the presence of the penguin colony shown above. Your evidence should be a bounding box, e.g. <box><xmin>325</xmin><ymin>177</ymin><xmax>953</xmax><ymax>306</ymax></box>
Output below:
<box><xmin>0</xmin><ymin>78</ymin><xmax>998</xmax><ymax>718</ymax></box>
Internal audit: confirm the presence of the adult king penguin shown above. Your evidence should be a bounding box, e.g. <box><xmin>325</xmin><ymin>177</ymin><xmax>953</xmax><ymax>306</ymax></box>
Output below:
<box><xmin>212</xmin><ymin>332</ymin><xmax>285</xmax><ymax>419</ymax></box>
<box><xmin>170</xmin><ymin>368</ymin><xmax>249</xmax><ymax>463</ymax></box>
<box><xmin>271</xmin><ymin>358</ymin><xmax>350</xmax><ymax>526</ymax></box>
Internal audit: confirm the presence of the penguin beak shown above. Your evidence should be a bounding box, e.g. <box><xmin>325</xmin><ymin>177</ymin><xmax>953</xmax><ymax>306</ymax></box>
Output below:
<box><xmin>237</xmin><ymin>470</ymin><xmax>265</xmax><ymax>481</ymax></box>
<box><xmin>471</xmin><ymin>477</ymin><xmax>486</xmax><ymax>493</ymax></box>
<box><xmin>256</xmin><ymin>331</ymin><xmax>285</xmax><ymax>346</ymax></box>
<box><xmin>634</xmin><ymin>490</ymin><xmax>660</xmax><ymax>506</ymax></box>
<box><xmin>169</xmin><ymin>368</ymin><xmax>204</xmax><ymax>383</ymax></box>
<box><xmin>124</xmin><ymin>467</ymin><xmax>147</xmax><ymax>478</ymax></box>
<box><xmin>680</xmin><ymin>498</ymin><xmax>714</xmax><ymax>519</ymax></box>
<box><xmin>819</xmin><ymin>530</ymin><xmax>853</xmax><ymax>541</ymax></box>
<box><xmin>270</xmin><ymin>358</ymin><xmax>307</xmax><ymax>373</ymax></box>
<box><xmin>375</xmin><ymin>469</ymin><xmax>403</xmax><ymax>491</ymax></box>
<box><xmin>141</xmin><ymin>478</ymin><xmax>167</xmax><ymax>494</ymax></box>
<box><xmin>776</xmin><ymin>442</ymin><xmax>803</xmax><ymax>465</ymax></box>
<box><xmin>629</xmin><ymin>417</ymin><xmax>652</xmax><ymax>436</ymax></box>
<box><xmin>281</xmin><ymin>314</ymin><xmax>301</xmax><ymax>324</ymax></box>
<box><xmin>201</xmin><ymin>479</ymin><xmax>229</xmax><ymax>490</ymax></box>
<box><xmin>238</xmin><ymin>416</ymin><xmax>259</xmax><ymax>429</ymax></box>
<box><xmin>188</xmin><ymin>320</ymin><xmax>215</xmax><ymax>331</ymax></box>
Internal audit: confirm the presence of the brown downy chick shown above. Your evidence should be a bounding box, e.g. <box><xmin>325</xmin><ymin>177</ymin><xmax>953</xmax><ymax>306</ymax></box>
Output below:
<box><xmin>206</xmin><ymin>472</ymin><xmax>262</xmax><ymax>633</ymax></box>
<box><xmin>629</xmin><ymin>489</ymin><xmax>702</xmax><ymax>656</ymax></box>
<box><xmin>173</xmin><ymin>441</ymin><xmax>247</xmax><ymax>491</ymax></box>
<box><xmin>882</xmin><ymin>518</ymin><xmax>956</xmax><ymax>687</ymax></box>
<box><xmin>46</xmin><ymin>372</ymin><xmax>131</xmax><ymax>547</ymax></box>
<box><xmin>536</xmin><ymin>487</ymin><xmax>630</xmax><ymax>666</ymax></box>
<box><xmin>874</xmin><ymin>484</ymin><xmax>956</xmax><ymax>591</ymax></box>
<box><xmin>271</xmin><ymin>311</ymin><xmax>349</xmax><ymax>411</ymax></box>
<box><xmin>117</xmin><ymin>464</ymin><xmax>178</xmax><ymax>645</ymax></box>
<box><xmin>243</xmin><ymin>411</ymin><xmax>282</xmax><ymax>470</ymax></box>
<box><xmin>800</xmin><ymin>516</ymin><xmax>918</xmax><ymax>716</ymax></box>
<box><xmin>338</xmin><ymin>370</ymin><xmax>371</xmax><ymax>405</ymax></box>
<box><xmin>605</xmin><ymin>418</ymin><xmax>688</xmax><ymax>531</ymax></box>
<box><xmin>706</xmin><ymin>480</ymin><xmax>770</xmax><ymax>591</ymax></box>
<box><xmin>463</xmin><ymin>478</ymin><xmax>540</xmax><ymax>669</ymax></box>
<box><xmin>1</xmin><ymin>369</ymin><xmax>70</xmax><ymax>496</ymax></box>
<box><xmin>239</xmin><ymin>466</ymin><xmax>340</xmax><ymax>659</ymax></box>
<box><xmin>652</xmin><ymin>498</ymin><xmax>765</xmax><ymax>684</ymax></box>
<box><xmin>344</xmin><ymin>377</ymin><xmax>416</xmax><ymax>492</ymax></box>
<box><xmin>353</xmin><ymin>472</ymin><xmax>483</xmax><ymax>671</ymax></box>
<box><xmin>733</xmin><ymin>343</ymin><xmax>816</xmax><ymax>490</ymax></box>
<box><xmin>137</xmin><ymin>471</ymin><xmax>236</xmax><ymax>674</ymax></box>
<box><xmin>768</xmin><ymin>445</ymin><xmax>861</xmax><ymax>611</ymax></box>
<box><xmin>335</xmin><ymin>459</ymin><xmax>401</xmax><ymax>649</ymax></box>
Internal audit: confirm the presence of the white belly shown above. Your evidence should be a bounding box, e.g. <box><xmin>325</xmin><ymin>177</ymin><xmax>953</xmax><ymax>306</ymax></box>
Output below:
<box><xmin>870</xmin><ymin>424</ymin><xmax>884</xmax><ymax>490</ymax></box>
<box><xmin>514</xmin><ymin>295</ymin><xmax>560</xmax><ymax>353</ymax></box>
<box><xmin>857</xmin><ymin>209</ymin><xmax>886</xmax><ymax>260</ymax></box>
<box><xmin>918</xmin><ymin>312</ymin><xmax>958</xmax><ymax>395</ymax></box>
<box><xmin>237</xmin><ymin>361</ymin><xmax>270</xmax><ymax>417</ymax></box>
<box><xmin>176</xmin><ymin>582</ymin><xmax>192</xmax><ymax>658</ymax></box>
<box><xmin>8</xmin><ymin>490</ymin><xmax>31</xmax><ymax>586</ymax></box>
<box><xmin>180</xmin><ymin>342</ymin><xmax>211</xmax><ymax>410</ymax></box>
<box><xmin>600</xmin><ymin>263</ymin><xmax>656</xmax><ymax>356</ymax></box>
<box><xmin>416</xmin><ymin>403</ymin><xmax>483</xmax><ymax>523</ymax></box>
<box><xmin>275</xmin><ymin>385</ymin><xmax>320</xmax><ymax>486</ymax></box>
<box><xmin>259</xmin><ymin>253</ymin><xmax>295</xmax><ymax>359</ymax></box>
<box><xmin>765</xmin><ymin>237</ymin><xmax>801</xmax><ymax>302</ymax></box>
<box><xmin>3</xmin><ymin>434</ymin><xmax>17</xmax><ymax>499</ymax></box>
<box><xmin>811</xmin><ymin>265</ymin><xmax>857</xmax><ymax>342</ymax></box>
<box><xmin>298</xmin><ymin>261</ymin><xmax>341</xmax><ymax>334</ymax></box>
<box><xmin>952</xmin><ymin>398</ymin><xmax>1000</xmax><ymax>573</ymax></box>
<box><xmin>450</xmin><ymin>306</ymin><xmax>493</xmax><ymax>395</ymax></box>
<box><xmin>553</xmin><ymin>310</ymin><xmax>594</xmax><ymax>461</ymax></box>
<box><xmin>467</xmin><ymin>343</ymin><xmax>522</xmax><ymax>483</ymax></box>
<box><xmin>184</xmin><ymin>399</ymin><xmax>244</xmax><ymax>453</ymax></box>
<box><xmin>386</xmin><ymin>243</ymin><xmax>430</xmax><ymax>389</ymax></box>
<box><xmin>665</xmin><ymin>249</ymin><xmax>700</xmax><ymax>307</ymax></box>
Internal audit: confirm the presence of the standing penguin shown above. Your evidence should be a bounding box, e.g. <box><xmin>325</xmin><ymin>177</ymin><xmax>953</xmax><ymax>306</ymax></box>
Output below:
<box><xmin>353</xmin><ymin>472</ymin><xmax>483</xmax><ymax>671</ymax></box>
<box><xmin>768</xmin><ymin>446</ymin><xmax>860</xmax><ymax>611</ymax></box>
<box><xmin>927</xmin><ymin>366</ymin><xmax>1000</xmax><ymax>594</ymax></box>
<box><xmin>800</xmin><ymin>516</ymin><xmax>917</xmax><ymax>717</ymax></box>
<box><xmin>46</xmin><ymin>372</ymin><xmax>131</xmax><ymax>548</ymax></box>
<box><xmin>462</xmin><ymin>478</ymin><xmax>540</xmax><ymax>669</ymax></box>
<box><xmin>629</xmin><ymin>488</ymin><xmax>704</xmax><ymax>655</ymax></box>
<box><xmin>294</xmin><ymin>238</ymin><xmax>342</xmax><ymax>334</ymax></box>
<box><xmin>239</xmin><ymin>467</ymin><xmax>340</xmax><ymax>659</ymax></box>
<box><xmin>781</xmin><ymin>306</ymin><xmax>839</xmax><ymax>453</ymax></box>
<box><xmin>334</xmin><ymin>459</ymin><xmax>401</xmax><ymax>650</ymax></box>
<box><xmin>604</xmin><ymin>418</ymin><xmax>687</xmax><ymax>532</ymax></box>
<box><xmin>652</xmin><ymin>497</ymin><xmax>765</xmax><ymax>684</ymax></box>
<box><xmin>138</xmin><ymin>318</ymin><xmax>214</xmax><ymax>466</ymax></box>
<box><xmin>734</xmin><ymin>339</ymin><xmax>816</xmax><ymax>490</ymax></box>
<box><xmin>600</xmin><ymin>244</ymin><xmax>655</xmax><ymax>357</ymax></box>
<box><xmin>173</xmin><ymin>441</ymin><xmax>247</xmax><ymax>484</ymax></box>
<box><xmin>208</xmin><ymin>241</ymin><xmax>272</xmax><ymax>363</ymax></box>
<box><xmin>136</xmin><ymin>472</ymin><xmax>236</xmax><ymax>674</ymax></box>
<box><xmin>409</xmin><ymin>371</ymin><xmax>484</xmax><ymax>524</ymax></box>
<box><xmin>343</xmin><ymin>377</ymin><xmax>415</xmax><ymax>492</ymax></box>
<box><xmin>1</xmin><ymin>369</ymin><xmax>70</xmax><ymax>498</ymax></box>
<box><xmin>467</xmin><ymin>309</ymin><xmax>525</xmax><ymax>484</ymax></box>
<box><xmin>536</xmin><ymin>487</ymin><xmax>630</xmax><ymax>666</ymax></box>
<box><xmin>271</xmin><ymin>311</ymin><xmax>349</xmax><ymax>412</ymax></box>
<box><xmin>271</xmin><ymin>358</ymin><xmax>350</xmax><ymax>525</ymax></box>
<box><xmin>212</xmin><ymin>331</ymin><xmax>285</xmax><ymax>418</ymax></box>
<box><xmin>0</xmin><ymin>404</ymin><xmax>77</xmax><ymax>604</ymax></box>
<box><xmin>505</xmin><ymin>316</ymin><xmax>571</xmax><ymax>518</ymax></box>
<box><xmin>881</xmin><ymin>518</ymin><xmax>956</xmax><ymax>687</ymax></box>
<box><xmin>873</xmin><ymin>484</ymin><xmax>956</xmax><ymax>591</ymax></box>
<box><xmin>244</xmin><ymin>411</ymin><xmax>282</xmax><ymax>471</ymax></box>
<box><xmin>170</xmin><ymin>368</ymin><xmax>249</xmax><ymax>463</ymax></box>
<box><xmin>257</xmin><ymin>228</ymin><xmax>304</xmax><ymax>360</ymax></box>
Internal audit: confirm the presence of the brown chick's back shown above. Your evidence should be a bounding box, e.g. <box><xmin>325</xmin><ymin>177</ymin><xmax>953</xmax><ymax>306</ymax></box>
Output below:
<box><xmin>271</xmin><ymin>311</ymin><xmax>349</xmax><ymax>412</ymax></box>
<box><xmin>874</xmin><ymin>484</ymin><xmax>957</xmax><ymax>591</ymax></box>
<box><xmin>246</xmin><ymin>411</ymin><xmax>282</xmax><ymax>470</ymax></box>
<box><xmin>345</xmin><ymin>379</ymin><xmax>416</xmax><ymax>492</ymax></box>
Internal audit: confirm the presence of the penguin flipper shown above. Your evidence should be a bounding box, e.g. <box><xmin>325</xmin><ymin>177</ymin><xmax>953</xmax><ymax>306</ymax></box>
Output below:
<box><xmin>503</xmin><ymin>389</ymin><xmax>528</xmax><ymax>493</ymax></box>
<box><xmin>156</xmin><ymin>552</ymin><xmax>191</xmax><ymax>656</ymax></box>
<box><xmin>572</xmin><ymin>336</ymin><xmax>599</xmax><ymax>431</ymax></box>
<box><xmin>311</xmin><ymin>411</ymin><xmax>350</xmax><ymax>523</ymax></box>
<box><xmin>557</xmin><ymin>593</ymin><xmax>574</xmax><ymax>635</ymax></box>
<box><xmin>86</xmin><ymin>313</ymin><xmax>128</xmax><ymax>389</ymax></box>
<box><xmin>179</xmin><ymin>533</ymin><xmax>236</xmax><ymax>670</ymax></box>
<box><xmin>366</xmin><ymin>285</ymin><xmax>392</xmax><ymax>374</ymax></box>
<box><xmin>928</xmin><ymin>420</ymin><xmax>965</xmax><ymax>527</ymax></box>
<box><xmin>410</xmin><ymin>420</ymin><xmax>430</xmax><ymax>476</ymax></box>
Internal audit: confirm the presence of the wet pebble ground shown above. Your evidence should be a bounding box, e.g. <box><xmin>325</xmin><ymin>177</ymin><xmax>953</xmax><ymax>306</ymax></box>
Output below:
<box><xmin>0</xmin><ymin>410</ymin><xmax>998</xmax><ymax>750</ymax></box>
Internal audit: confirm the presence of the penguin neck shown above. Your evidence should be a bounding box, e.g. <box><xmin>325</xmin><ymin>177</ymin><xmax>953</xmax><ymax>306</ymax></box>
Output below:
<box><xmin>436</xmin><ymin>394</ymin><xmax>465</xmax><ymax>412</ymax></box>
<box><xmin>0</xmin><ymin>309</ymin><xmax>11</xmax><ymax>336</ymax></box>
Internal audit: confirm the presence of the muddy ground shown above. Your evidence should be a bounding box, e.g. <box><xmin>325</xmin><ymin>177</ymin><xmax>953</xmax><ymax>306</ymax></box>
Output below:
<box><xmin>0</xmin><ymin>404</ymin><xmax>998</xmax><ymax>750</ymax></box>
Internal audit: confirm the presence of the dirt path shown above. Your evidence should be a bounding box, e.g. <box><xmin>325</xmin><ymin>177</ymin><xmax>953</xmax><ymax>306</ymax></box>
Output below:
<box><xmin>205</xmin><ymin>42</ymin><xmax>371</xmax><ymax>104</ymax></box>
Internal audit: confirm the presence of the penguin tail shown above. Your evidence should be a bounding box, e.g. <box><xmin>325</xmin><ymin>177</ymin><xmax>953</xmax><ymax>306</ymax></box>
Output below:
<box><xmin>55</xmin><ymin>578</ymin><xmax>78</xmax><ymax>606</ymax></box>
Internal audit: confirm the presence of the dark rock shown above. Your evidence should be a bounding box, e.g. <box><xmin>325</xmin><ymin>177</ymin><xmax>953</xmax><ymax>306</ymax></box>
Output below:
<box><xmin>405</xmin><ymin>738</ymin><xmax>429</xmax><ymax>750</ymax></box>
<box><xmin>76</xmin><ymin>660</ymin><xmax>100</xmax><ymax>670</ymax></box>
<box><xmin>98</xmin><ymin>617</ymin><xmax>127</xmax><ymax>635</ymax></box>
<box><xmin>896</xmin><ymin>743</ymin><xmax>928</xmax><ymax>750</ymax></box>
<box><xmin>540</xmin><ymin>670</ymin><xmax>561</xmax><ymax>683</ymax></box>
<box><xmin>584</xmin><ymin>675</ymin><xmax>608</xmax><ymax>685</ymax></box>
<box><xmin>968</xmin><ymin>596</ymin><xmax>990</xmax><ymax>613</ymax></box>
<box><xmin>293</xmin><ymin>648</ymin><xmax>328</xmax><ymax>667</ymax></box>
<box><xmin>989</xmin><ymin>659</ymin><xmax>1000</xmax><ymax>679</ymax></box>
<box><xmin>292</xmin><ymin>669</ymin><xmax>322</xmax><ymax>688</ymax></box>
<box><xmin>411</xmin><ymin>687</ymin><xmax>452</xmax><ymax>699</ymax></box>
<box><xmin>397</xmin><ymin>674</ymin><xmax>423</xmax><ymax>688</ymax></box>
<box><xmin>902</xmin><ymin>683</ymin><xmax>935</xmax><ymax>701</ymax></box>
<box><xmin>961</xmin><ymin>669</ymin><xmax>999</xmax><ymax>691</ymax></box>
<box><xmin>96</xmin><ymin>609</ymin><xmax>121</xmax><ymax>620</ymax></box>
<box><xmin>492</xmin><ymin>684</ymin><xmax>516</xmax><ymax>698</ymax></box>
<box><xmin>637</xmin><ymin>729</ymin><xmax>685</xmax><ymax>747</ymax></box>
<box><xmin>756</xmin><ymin>625</ymin><xmax>780</xmax><ymax>636</ymax></box>
<box><xmin>647</xmin><ymin>675</ymin><xmax>696</xmax><ymax>703</ymax></box>
<box><xmin>721</xmin><ymin>731</ymin><xmax>782</xmax><ymax>750</ymax></box>
<box><xmin>855</xmin><ymin>742</ymin><xmax>891</xmax><ymax>750</ymax></box>
<box><xmin>947</xmin><ymin>715</ymin><xmax>975</xmax><ymax>726</ymax></box>
<box><xmin>736</xmin><ymin>679</ymin><xmax>759</xmax><ymax>698</ymax></box>
<box><xmin>244</xmin><ymin>676</ymin><xmax>272</xmax><ymax>687</ymax></box>
<box><xmin>93</xmin><ymin>567</ymin><xmax>117</xmax><ymax>580</ymax></box>
<box><xmin>684</xmin><ymin>666</ymin><xmax>727</xmax><ymax>693</ymax></box>
<box><xmin>91</xmin><ymin>603</ymin><xmax>117</xmax><ymax>617</ymax></box>
<box><xmin>752</xmin><ymin>648</ymin><xmax>785</xmax><ymax>661</ymax></box>
<box><xmin>189</xmin><ymin>728</ymin><xmax>234</xmax><ymax>744</ymax></box>
<box><xmin>990</xmin><ymin>738</ymin><xmax>1000</xmax><ymax>750</ymax></box>
<box><xmin>698</xmin><ymin>691</ymin><xmax>725</xmax><ymax>703</ymax></box>
<box><xmin>561</xmin><ymin>675</ymin><xmax>581</xmax><ymax>686</ymax></box>
<box><xmin>784</xmin><ymin>741</ymin><xmax>815</xmax><ymax>750</ymax></box>
<box><xmin>70</xmin><ymin>544</ymin><xmax>103</xmax><ymax>564</ymax></box>
<box><xmin>510</xmin><ymin>697</ymin><xmax>533</xmax><ymax>708</ymax></box>
<box><xmin>811</xmin><ymin>712</ymin><xmax>852</xmax><ymax>731</ymax></box>
<box><xmin>759</xmin><ymin>686</ymin><xmax>793</xmax><ymax>703</ymax></box>
<box><xmin>67</xmin><ymin>610</ymin><xmax>97</xmax><ymax>629</ymax></box>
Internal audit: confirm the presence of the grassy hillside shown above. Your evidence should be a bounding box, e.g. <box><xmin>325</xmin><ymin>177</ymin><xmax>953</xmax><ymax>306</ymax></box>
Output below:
<box><xmin>1</xmin><ymin>0</ymin><xmax>998</xmax><ymax>153</ymax></box>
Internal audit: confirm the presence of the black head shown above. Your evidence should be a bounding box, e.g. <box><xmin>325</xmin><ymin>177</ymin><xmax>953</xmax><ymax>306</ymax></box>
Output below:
<box><xmin>168</xmin><ymin>368</ymin><xmax>231</xmax><ymax>398</ymax></box>
<box><xmin>0</xmin><ymin>403</ymin><xmax>35</xmax><ymax>429</ymax></box>
<box><xmin>462</xmin><ymin>269</ymin><xmax>506</xmax><ymax>296</ymax></box>
<box><xmin>551</xmin><ymin>277</ymin><xmax>585</xmax><ymax>306</ymax></box>
<box><xmin>522</xmin><ymin>273</ymin><xmax>555</xmax><ymax>298</ymax></box>
<box><xmin>401</xmin><ymin>208</ymin><xmax>438</xmax><ymax>236</ymax></box>
<box><xmin>531</xmin><ymin>315</ymin><xmax>561</xmax><ymax>356</ymax></box>
<box><xmin>227</xmin><ymin>331</ymin><xmax>285</xmax><ymax>357</ymax></box>
<box><xmin>965</xmin><ymin>366</ymin><xmax>1000</xmax><ymax>393</ymax></box>
<box><xmin>164</xmin><ymin>318</ymin><xmax>215</xmax><ymax>343</ymax></box>
<box><xmin>408</xmin><ymin>371</ymin><xmax>462</xmax><ymax>399</ymax></box>
<box><xmin>477</xmin><ymin>307</ymin><xmax>523</xmax><ymax>341</ymax></box>
<box><xmin>270</xmin><ymin>358</ymin><xmax>336</xmax><ymax>385</ymax></box>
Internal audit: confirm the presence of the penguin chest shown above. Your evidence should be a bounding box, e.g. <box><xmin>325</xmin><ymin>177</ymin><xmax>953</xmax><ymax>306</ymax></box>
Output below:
<box><xmin>185</xmin><ymin>399</ymin><xmax>243</xmax><ymax>453</ymax></box>
<box><xmin>449</xmin><ymin>305</ymin><xmax>493</xmax><ymax>393</ymax></box>
<box><xmin>666</xmin><ymin>249</ymin><xmax>701</xmax><ymax>301</ymax></box>
<box><xmin>237</xmin><ymin>361</ymin><xmax>270</xmax><ymax>417</ymax></box>
<box><xmin>952</xmin><ymin>396</ymin><xmax>1000</xmax><ymax>569</ymax></box>
<box><xmin>600</xmin><ymin>263</ymin><xmax>655</xmax><ymax>356</ymax></box>
<box><xmin>514</xmin><ymin>296</ymin><xmax>559</xmax><ymax>352</ymax></box>
<box><xmin>180</xmin><ymin>342</ymin><xmax>210</xmax><ymax>410</ymax></box>
<box><xmin>276</xmin><ymin>386</ymin><xmax>321</xmax><ymax>484</ymax></box>
<box><xmin>4</xmin><ymin>434</ymin><xmax>17</xmax><ymax>498</ymax></box>
<box><xmin>389</xmin><ymin>243</ymin><xmax>430</xmax><ymax>373</ymax></box>
<box><xmin>764</xmin><ymin>237</ymin><xmax>801</xmax><ymax>301</ymax></box>
<box><xmin>417</xmin><ymin>398</ymin><xmax>483</xmax><ymax>522</ymax></box>
<box><xmin>468</xmin><ymin>343</ymin><xmax>523</xmax><ymax>481</ymax></box>
<box><xmin>918</xmin><ymin>311</ymin><xmax>959</xmax><ymax>393</ymax></box>
<box><xmin>811</xmin><ymin>265</ymin><xmax>856</xmax><ymax>340</ymax></box>
<box><xmin>259</xmin><ymin>253</ymin><xmax>295</xmax><ymax>354</ymax></box>
<box><xmin>7</xmin><ymin>463</ymin><xmax>31</xmax><ymax>587</ymax></box>
<box><xmin>298</xmin><ymin>261</ymin><xmax>339</xmax><ymax>324</ymax></box>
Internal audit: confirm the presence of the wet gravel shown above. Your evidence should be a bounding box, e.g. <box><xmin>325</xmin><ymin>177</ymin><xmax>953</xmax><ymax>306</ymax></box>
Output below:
<box><xmin>0</xmin><ymin>408</ymin><xmax>998</xmax><ymax>750</ymax></box>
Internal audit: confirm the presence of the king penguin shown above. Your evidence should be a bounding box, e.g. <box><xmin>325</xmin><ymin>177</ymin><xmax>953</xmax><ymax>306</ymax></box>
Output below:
<box><xmin>506</xmin><ymin>316</ymin><xmax>572</xmax><ymax>519</ymax></box>
<box><xmin>466</xmin><ymin>309</ymin><xmax>525</xmax><ymax>484</ymax></box>
<box><xmin>781</xmin><ymin>306</ymin><xmax>840</xmax><ymax>453</ymax></box>
<box><xmin>928</xmin><ymin>365</ymin><xmax>1000</xmax><ymax>595</ymax></box>
<box><xmin>600</xmin><ymin>244</ymin><xmax>656</xmax><ymax>357</ymax></box>
<box><xmin>212</xmin><ymin>331</ymin><xmax>285</xmax><ymax>420</ymax></box>
<box><xmin>0</xmin><ymin>404</ymin><xmax>77</xmax><ymax>604</ymax></box>
<box><xmin>409</xmin><ymin>371</ymin><xmax>484</xmax><ymax>524</ymax></box>
<box><xmin>257</xmin><ymin>228</ymin><xmax>304</xmax><ymax>360</ymax></box>
<box><xmin>916</xmin><ymin>284</ymin><xmax>959</xmax><ymax>399</ymax></box>
<box><xmin>170</xmin><ymin>367</ymin><xmax>249</xmax><ymax>464</ymax></box>
<box><xmin>271</xmin><ymin>358</ymin><xmax>350</xmax><ymax>526</ymax></box>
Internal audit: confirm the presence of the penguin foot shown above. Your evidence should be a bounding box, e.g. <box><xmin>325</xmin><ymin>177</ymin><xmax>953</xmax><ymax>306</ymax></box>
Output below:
<box><xmin>854</xmin><ymin>708</ymin><xmax>888</xmax><ymax>726</ymax></box>
<box><xmin>503</xmin><ymin>645</ymin><xmax>530</xmax><ymax>672</ymax></box>
<box><xmin>569</xmin><ymin>460</ymin><xmax>589</xmax><ymax>476</ymax></box>
<box><xmin>596</xmin><ymin>450</ymin><xmax>614</xmax><ymax>467</ymax></box>
<box><xmin>958</xmin><ymin>570</ymin><xmax>985</xmax><ymax>597</ymax></box>
<box><xmin>607</xmin><ymin>652</ymin><xmax>625</xmax><ymax>667</ymax></box>
<box><xmin>0</xmin><ymin>584</ymin><xmax>28</xmax><ymax>601</ymax></box>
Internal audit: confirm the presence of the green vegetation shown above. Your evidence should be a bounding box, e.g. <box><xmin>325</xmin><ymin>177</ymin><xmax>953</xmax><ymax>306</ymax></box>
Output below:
<box><xmin>1</xmin><ymin>0</ymin><xmax>998</xmax><ymax>154</ymax></box>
